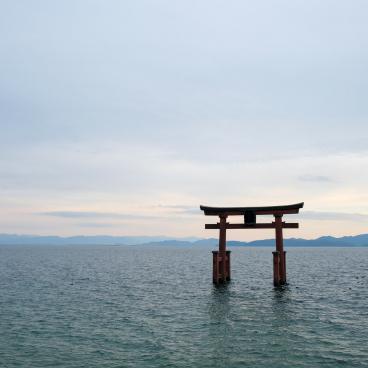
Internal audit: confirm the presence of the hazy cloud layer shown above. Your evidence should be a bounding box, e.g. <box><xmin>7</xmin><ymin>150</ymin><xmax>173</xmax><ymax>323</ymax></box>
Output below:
<box><xmin>39</xmin><ymin>209</ymin><xmax>199</xmax><ymax>220</ymax></box>
<box><xmin>298</xmin><ymin>175</ymin><xmax>334</xmax><ymax>183</ymax></box>
<box><xmin>1</xmin><ymin>1</ymin><xmax>368</xmax><ymax>238</ymax></box>
<box><xmin>301</xmin><ymin>211</ymin><xmax>368</xmax><ymax>222</ymax></box>
<box><xmin>39</xmin><ymin>211</ymin><xmax>155</xmax><ymax>220</ymax></box>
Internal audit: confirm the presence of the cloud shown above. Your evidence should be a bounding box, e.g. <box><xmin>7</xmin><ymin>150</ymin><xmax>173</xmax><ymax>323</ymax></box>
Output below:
<box><xmin>38</xmin><ymin>208</ymin><xmax>201</xmax><ymax>220</ymax></box>
<box><xmin>78</xmin><ymin>222</ymin><xmax>117</xmax><ymax>228</ymax></box>
<box><xmin>38</xmin><ymin>211</ymin><xmax>158</xmax><ymax>220</ymax></box>
<box><xmin>298</xmin><ymin>175</ymin><xmax>333</xmax><ymax>183</ymax></box>
<box><xmin>155</xmin><ymin>204</ymin><xmax>200</xmax><ymax>215</ymax></box>
<box><xmin>301</xmin><ymin>211</ymin><xmax>368</xmax><ymax>221</ymax></box>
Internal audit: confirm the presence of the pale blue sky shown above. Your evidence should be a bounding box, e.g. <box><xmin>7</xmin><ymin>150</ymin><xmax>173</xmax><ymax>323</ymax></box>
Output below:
<box><xmin>1</xmin><ymin>1</ymin><xmax>368</xmax><ymax>239</ymax></box>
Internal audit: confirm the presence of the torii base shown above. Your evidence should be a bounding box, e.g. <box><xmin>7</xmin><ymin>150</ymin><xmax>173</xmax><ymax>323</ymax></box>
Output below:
<box><xmin>212</xmin><ymin>250</ymin><xmax>231</xmax><ymax>284</ymax></box>
<box><xmin>273</xmin><ymin>251</ymin><xmax>287</xmax><ymax>286</ymax></box>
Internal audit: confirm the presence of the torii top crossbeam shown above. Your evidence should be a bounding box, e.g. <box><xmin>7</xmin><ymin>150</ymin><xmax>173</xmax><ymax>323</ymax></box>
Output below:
<box><xmin>200</xmin><ymin>202</ymin><xmax>304</xmax><ymax>216</ymax></box>
<box><xmin>200</xmin><ymin>202</ymin><xmax>304</xmax><ymax>229</ymax></box>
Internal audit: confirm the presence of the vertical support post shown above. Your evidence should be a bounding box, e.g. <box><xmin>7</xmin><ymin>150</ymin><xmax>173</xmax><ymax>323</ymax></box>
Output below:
<box><xmin>273</xmin><ymin>251</ymin><xmax>280</xmax><ymax>286</ymax></box>
<box><xmin>226</xmin><ymin>250</ymin><xmax>231</xmax><ymax>281</ymax></box>
<box><xmin>219</xmin><ymin>215</ymin><xmax>227</xmax><ymax>283</ymax></box>
<box><xmin>274</xmin><ymin>214</ymin><xmax>286</xmax><ymax>285</ymax></box>
<box><xmin>212</xmin><ymin>251</ymin><xmax>219</xmax><ymax>284</ymax></box>
<box><xmin>219</xmin><ymin>214</ymin><xmax>227</xmax><ymax>253</ymax></box>
<box><xmin>211</xmin><ymin>214</ymin><xmax>229</xmax><ymax>284</ymax></box>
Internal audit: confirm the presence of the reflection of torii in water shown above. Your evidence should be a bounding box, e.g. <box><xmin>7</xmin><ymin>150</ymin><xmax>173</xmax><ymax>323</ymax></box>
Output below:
<box><xmin>200</xmin><ymin>202</ymin><xmax>304</xmax><ymax>286</ymax></box>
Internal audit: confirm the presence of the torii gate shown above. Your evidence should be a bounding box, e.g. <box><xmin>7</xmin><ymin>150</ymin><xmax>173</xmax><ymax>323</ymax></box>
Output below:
<box><xmin>200</xmin><ymin>202</ymin><xmax>304</xmax><ymax>286</ymax></box>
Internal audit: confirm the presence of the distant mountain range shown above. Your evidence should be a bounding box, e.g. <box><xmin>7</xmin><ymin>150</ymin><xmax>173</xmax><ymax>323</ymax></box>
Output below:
<box><xmin>0</xmin><ymin>234</ymin><xmax>201</xmax><ymax>246</ymax></box>
<box><xmin>1</xmin><ymin>233</ymin><xmax>368</xmax><ymax>247</ymax></box>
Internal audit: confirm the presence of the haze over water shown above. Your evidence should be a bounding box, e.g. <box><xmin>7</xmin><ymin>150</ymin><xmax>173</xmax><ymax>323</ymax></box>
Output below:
<box><xmin>1</xmin><ymin>245</ymin><xmax>367</xmax><ymax>367</ymax></box>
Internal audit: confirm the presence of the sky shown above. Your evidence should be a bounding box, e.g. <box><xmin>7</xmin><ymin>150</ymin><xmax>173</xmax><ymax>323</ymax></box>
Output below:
<box><xmin>1</xmin><ymin>0</ymin><xmax>368</xmax><ymax>240</ymax></box>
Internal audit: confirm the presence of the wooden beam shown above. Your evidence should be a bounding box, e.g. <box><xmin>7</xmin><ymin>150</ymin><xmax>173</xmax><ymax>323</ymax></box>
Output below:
<box><xmin>254</xmin><ymin>209</ymin><xmax>300</xmax><ymax>216</ymax></box>
<box><xmin>200</xmin><ymin>203</ymin><xmax>304</xmax><ymax>216</ymax></box>
<box><xmin>202</xmin><ymin>210</ymin><xmax>300</xmax><ymax>216</ymax></box>
<box><xmin>205</xmin><ymin>222</ymin><xmax>299</xmax><ymax>230</ymax></box>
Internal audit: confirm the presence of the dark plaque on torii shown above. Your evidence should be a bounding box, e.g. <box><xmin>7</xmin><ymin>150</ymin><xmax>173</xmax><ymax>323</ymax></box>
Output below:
<box><xmin>200</xmin><ymin>202</ymin><xmax>304</xmax><ymax>286</ymax></box>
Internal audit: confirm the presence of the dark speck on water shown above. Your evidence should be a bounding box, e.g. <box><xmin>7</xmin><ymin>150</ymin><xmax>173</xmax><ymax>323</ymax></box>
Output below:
<box><xmin>0</xmin><ymin>245</ymin><xmax>367</xmax><ymax>367</ymax></box>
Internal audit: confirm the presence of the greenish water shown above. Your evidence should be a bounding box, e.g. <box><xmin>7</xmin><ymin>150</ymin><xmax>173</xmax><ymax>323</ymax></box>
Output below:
<box><xmin>0</xmin><ymin>246</ymin><xmax>367</xmax><ymax>367</ymax></box>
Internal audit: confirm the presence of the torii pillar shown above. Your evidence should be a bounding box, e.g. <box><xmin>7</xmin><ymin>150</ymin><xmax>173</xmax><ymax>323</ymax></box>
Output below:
<box><xmin>273</xmin><ymin>214</ymin><xmax>286</xmax><ymax>285</ymax></box>
<box><xmin>212</xmin><ymin>215</ymin><xmax>231</xmax><ymax>284</ymax></box>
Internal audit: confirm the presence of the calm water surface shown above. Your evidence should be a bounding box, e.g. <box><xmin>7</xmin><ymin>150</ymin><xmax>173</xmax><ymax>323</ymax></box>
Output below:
<box><xmin>0</xmin><ymin>246</ymin><xmax>367</xmax><ymax>367</ymax></box>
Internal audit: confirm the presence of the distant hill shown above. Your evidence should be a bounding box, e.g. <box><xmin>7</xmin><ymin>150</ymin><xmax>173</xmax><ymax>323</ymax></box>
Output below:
<box><xmin>0</xmin><ymin>233</ymin><xmax>368</xmax><ymax>247</ymax></box>
<box><xmin>0</xmin><ymin>234</ymin><xmax>201</xmax><ymax>246</ymax></box>
<box><xmin>226</xmin><ymin>234</ymin><xmax>368</xmax><ymax>247</ymax></box>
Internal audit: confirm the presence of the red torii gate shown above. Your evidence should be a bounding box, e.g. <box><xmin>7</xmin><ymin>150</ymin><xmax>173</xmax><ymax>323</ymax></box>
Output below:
<box><xmin>200</xmin><ymin>202</ymin><xmax>304</xmax><ymax>286</ymax></box>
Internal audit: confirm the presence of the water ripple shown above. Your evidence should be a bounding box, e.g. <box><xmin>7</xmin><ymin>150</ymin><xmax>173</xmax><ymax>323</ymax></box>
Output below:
<box><xmin>0</xmin><ymin>245</ymin><xmax>367</xmax><ymax>367</ymax></box>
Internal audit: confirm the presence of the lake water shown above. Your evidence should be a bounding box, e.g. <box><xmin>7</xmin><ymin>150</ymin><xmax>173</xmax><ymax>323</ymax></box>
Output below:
<box><xmin>0</xmin><ymin>245</ymin><xmax>367</xmax><ymax>367</ymax></box>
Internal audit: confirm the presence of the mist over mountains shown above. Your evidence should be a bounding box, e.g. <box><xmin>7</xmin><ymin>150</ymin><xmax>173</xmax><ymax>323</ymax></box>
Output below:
<box><xmin>0</xmin><ymin>234</ymin><xmax>201</xmax><ymax>246</ymax></box>
<box><xmin>1</xmin><ymin>234</ymin><xmax>368</xmax><ymax>247</ymax></box>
